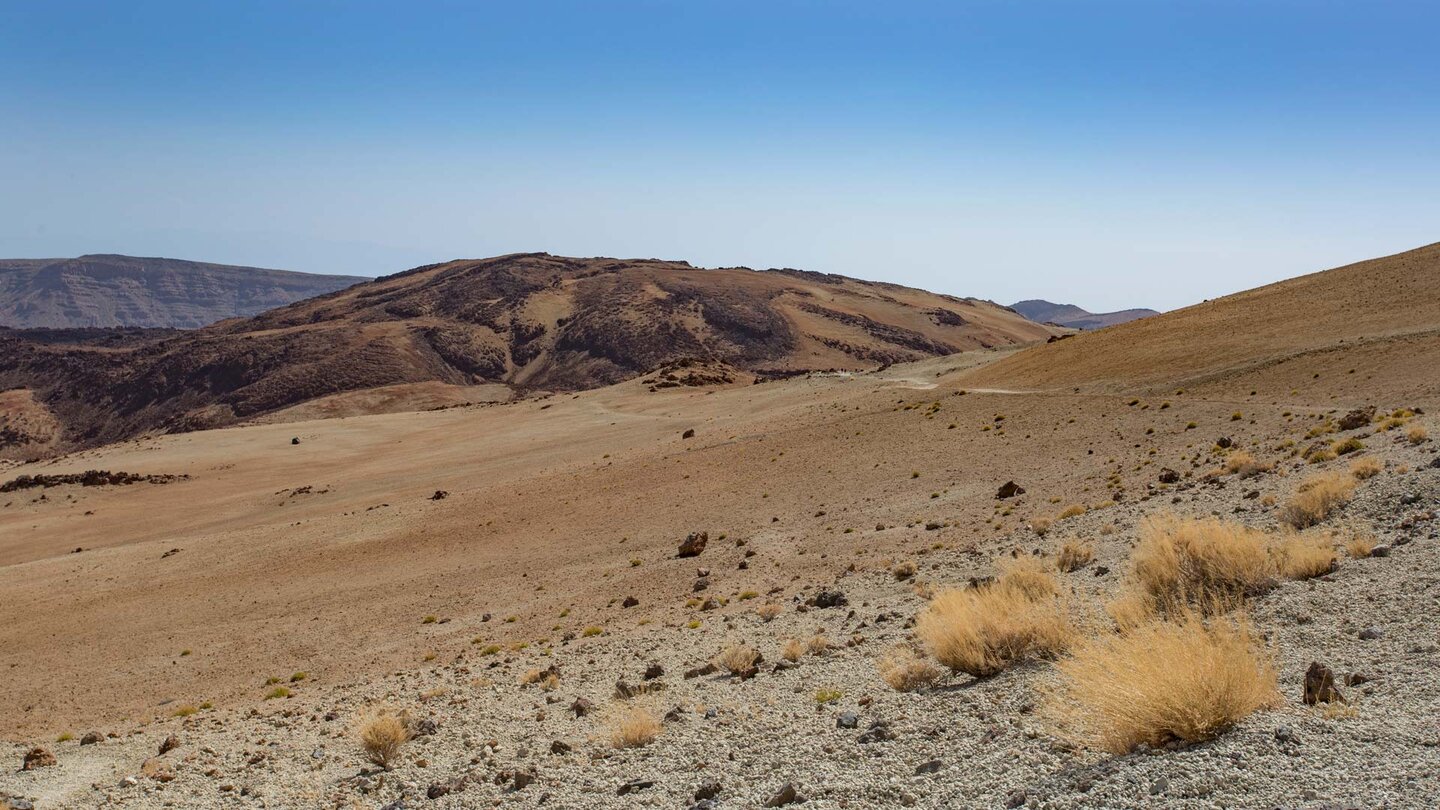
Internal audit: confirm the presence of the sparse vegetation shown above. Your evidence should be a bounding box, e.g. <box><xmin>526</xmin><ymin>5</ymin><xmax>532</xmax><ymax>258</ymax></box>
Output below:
<box><xmin>1273</xmin><ymin>534</ymin><xmax>1337</xmax><ymax>580</ymax></box>
<box><xmin>1127</xmin><ymin>515</ymin><xmax>1275</xmax><ymax>610</ymax></box>
<box><xmin>356</xmin><ymin>708</ymin><xmax>413</xmax><ymax>769</ymax></box>
<box><xmin>915</xmin><ymin>559</ymin><xmax>1073</xmax><ymax>677</ymax></box>
<box><xmin>1223</xmin><ymin>451</ymin><xmax>1271</xmax><ymax>477</ymax></box>
<box><xmin>1332</xmin><ymin>437</ymin><xmax>1364</xmax><ymax>456</ymax></box>
<box><xmin>1280</xmin><ymin>471</ymin><xmax>1356</xmax><ymax>529</ymax></box>
<box><xmin>781</xmin><ymin>638</ymin><xmax>805</xmax><ymax>662</ymax></box>
<box><xmin>756</xmin><ymin>602</ymin><xmax>782</xmax><ymax>621</ymax></box>
<box><xmin>264</xmin><ymin>686</ymin><xmax>291</xmax><ymax>700</ymax></box>
<box><xmin>878</xmin><ymin>646</ymin><xmax>942</xmax><ymax>691</ymax></box>
<box><xmin>610</xmin><ymin>707</ymin><xmax>661</xmax><ymax>748</ymax></box>
<box><xmin>814</xmin><ymin>687</ymin><xmax>843</xmax><ymax>703</ymax></box>
<box><xmin>714</xmin><ymin>643</ymin><xmax>761</xmax><ymax>675</ymax></box>
<box><xmin>1044</xmin><ymin>611</ymin><xmax>1279</xmax><ymax>753</ymax></box>
<box><xmin>1349</xmin><ymin>457</ymin><xmax>1383</xmax><ymax>480</ymax></box>
<box><xmin>1407</xmin><ymin>425</ymin><xmax>1428</xmax><ymax>444</ymax></box>
<box><xmin>807</xmin><ymin>634</ymin><xmax>831</xmax><ymax>656</ymax></box>
<box><xmin>582</xmin><ymin>626</ymin><xmax>604</xmax><ymax>637</ymax></box>
<box><xmin>1056</xmin><ymin>541</ymin><xmax>1094</xmax><ymax>573</ymax></box>
<box><xmin>891</xmin><ymin>560</ymin><xmax>917</xmax><ymax>580</ymax></box>
<box><xmin>1057</xmin><ymin>503</ymin><xmax>1087</xmax><ymax>520</ymax></box>
<box><xmin>1344</xmin><ymin>532</ymin><xmax>1375</xmax><ymax>559</ymax></box>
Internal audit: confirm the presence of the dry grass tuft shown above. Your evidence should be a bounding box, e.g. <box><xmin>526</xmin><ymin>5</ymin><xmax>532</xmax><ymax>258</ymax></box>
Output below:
<box><xmin>1043</xmin><ymin>611</ymin><xmax>1280</xmax><ymax>753</ymax></box>
<box><xmin>1349</xmin><ymin>457</ymin><xmax>1383</xmax><ymax>480</ymax></box>
<box><xmin>1031</xmin><ymin>515</ymin><xmax>1053</xmax><ymax>536</ymax></box>
<box><xmin>1280</xmin><ymin>471</ymin><xmax>1356</xmax><ymax>529</ymax></box>
<box><xmin>780</xmin><ymin>638</ymin><xmax>805</xmax><ymax>662</ymax></box>
<box><xmin>891</xmin><ymin>560</ymin><xmax>917</xmax><ymax>581</ymax></box>
<box><xmin>1056</xmin><ymin>541</ymin><xmax>1094</xmax><ymax>573</ymax></box>
<box><xmin>1407</xmin><ymin>425</ymin><xmax>1428</xmax><ymax>444</ymax></box>
<box><xmin>996</xmin><ymin>555</ymin><xmax>1061</xmax><ymax>600</ymax></box>
<box><xmin>1129</xmin><ymin>515</ymin><xmax>1275</xmax><ymax>609</ymax></box>
<box><xmin>877</xmin><ymin>646</ymin><xmax>943</xmax><ymax>692</ymax></box>
<box><xmin>756</xmin><ymin>602</ymin><xmax>782</xmax><ymax>622</ymax></box>
<box><xmin>609</xmin><ymin>707</ymin><xmax>661</xmax><ymax>749</ymax></box>
<box><xmin>807</xmin><ymin>634</ymin><xmax>831</xmax><ymax>656</ymax></box>
<box><xmin>1344</xmin><ymin>532</ymin><xmax>1375</xmax><ymax>559</ymax></box>
<box><xmin>1223</xmin><ymin>451</ymin><xmax>1272</xmax><ymax>477</ymax></box>
<box><xmin>1058</xmin><ymin>503</ymin><xmax>1088</xmax><ymax>520</ymax></box>
<box><xmin>713</xmin><ymin>643</ymin><xmax>760</xmax><ymax>675</ymax></box>
<box><xmin>356</xmin><ymin>708</ymin><xmax>414</xmax><ymax>769</ymax></box>
<box><xmin>1272</xmin><ymin>534</ymin><xmax>1337</xmax><ymax>580</ymax></box>
<box><xmin>916</xmin><ymin>561</ymin><xmax>1073</xmax><ymax>678</ymax></box>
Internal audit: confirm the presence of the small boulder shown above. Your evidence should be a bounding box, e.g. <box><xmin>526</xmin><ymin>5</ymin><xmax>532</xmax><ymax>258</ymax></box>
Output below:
<box><xmin>158</xmin><ymin>734</ymin><xmax>180</xmax><ymax>755</ymax></box>
<box><xmin>430</xmin><ymin>490</ymin><xmax>449</xmax><ymax>500</ymax></box>
<box><xmin>677</xmin><ymin>531</ymin><xmax>709</xmax><ymax>558</ymax></box>
<box><xmin>1337</xmin><ymin>406</ymin><xmax>1375</xmax><ymax>431</ymax></box>
<box><xmin>764</xmin><ymin>783</ymin><xmax>801</xmax><ymax>807</ymax></box>
<box><xmin>682</xmin><ymin>428</ymin><xmax>696</xmax><ymax>439</ymax></box>
<box><xmin>80</xmin><ymin>731</ymin><xmax>103</xmax><ymax>746</ymax></box>
<box><xmin>621</xmin><ymin>596</ymin><xmax>639</xmax><ymax>608</ymax></box>
<box><xmin>1302</xmin><ymin>662</ymin><xmax>1344</xmax><ymax>705</ymax></box>
<box><xmin>809</xmin><ymin>590</ymin><xmax>848</xmax><ymax>609</ymax></box>
<box><xmin>22</xmin><ymin>747</ymin><xmax>55</xmax><ymax>770</ymax></box>
<box><xmin>996</xmin><ymin>481</ymin><xmax>1025</xmax><ymax>499</ymax></box>
<box><xmin>1157</xmin><ymin>468</ymin><xmax>1180</xmax><ymax>484</ymax></box>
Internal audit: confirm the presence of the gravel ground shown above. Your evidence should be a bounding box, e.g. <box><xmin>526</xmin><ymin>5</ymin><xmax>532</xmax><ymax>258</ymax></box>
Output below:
<box><xmin>4</xmin><ymin>434</ymin><xmax>1438</xmax><ymax>810</ymax></box>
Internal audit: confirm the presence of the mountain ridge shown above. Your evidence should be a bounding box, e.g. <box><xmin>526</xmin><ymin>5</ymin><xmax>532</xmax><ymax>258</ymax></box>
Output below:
<box><xmin>1009</xmin><ymin>298</ymin><xmax>1159</xmax><ymax>330</ymax></box>
<box><xmin>0</xmin><ymin>254</ymin><xmax>370</xmax><ymax>329</ymax></box>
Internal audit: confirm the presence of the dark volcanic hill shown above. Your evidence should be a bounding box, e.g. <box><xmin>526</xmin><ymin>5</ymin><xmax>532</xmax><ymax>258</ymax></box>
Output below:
<box><xmin>0</xmin><ymin>254</ymin><xmax>370</xmax><ymax>329</ymax></box>
<box><xmin>0</xmin><ymin>253</ymin><xmax>1056</xmax><ymax>452</ymax></box>
<box><xmin>1010</xmin><ymin>299</ymin><xmax>1159</xmax><ymax>330</ymax></box>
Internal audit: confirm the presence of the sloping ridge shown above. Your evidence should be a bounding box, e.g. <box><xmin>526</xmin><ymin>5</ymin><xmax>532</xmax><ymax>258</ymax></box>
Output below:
<box><xmin>968</xmin><ymin>241</ymin><xmax>1440</xmax><ymax>397</ymax></box>
<box><xmin>0</xmin><ymin>253</ymin><xmax>1055</xmax><ymax>451</ymax></box>
<box><xmin>1010</xmin><ymin>299</ymin><xmax>1159</xmax><ymax>330</ymax></box>
<box><xmin>0</xmin><ymin>254</ymin><xmax>370</xmax><ymax>329</ymax></box>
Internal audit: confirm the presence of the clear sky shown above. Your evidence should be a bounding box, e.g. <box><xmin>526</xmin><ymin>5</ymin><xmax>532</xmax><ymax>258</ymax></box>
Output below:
<box><xmin>4</xmin><ymin>1</ymin><xmax>1438</xmax><ymax>312</ymax></box>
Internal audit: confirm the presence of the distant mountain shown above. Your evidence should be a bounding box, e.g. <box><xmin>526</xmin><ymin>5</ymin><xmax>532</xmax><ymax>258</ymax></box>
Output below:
<box><xmin>0</xmin><ymin>252</ymin><xmax>1058</xmax><ymax>451</ymax></box>
<box><xmin>0</xmin><ymin>254</ymin><xmax>370</xmax><ymax>329</ymax></box>
<box><xmin>1009</xmin><ymin>299</ymin><xmax>1159</xmax><ymax>330</ymax></box>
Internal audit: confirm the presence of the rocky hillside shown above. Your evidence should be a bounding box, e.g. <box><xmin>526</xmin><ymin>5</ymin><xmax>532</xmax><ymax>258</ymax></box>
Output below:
<box><xmin>1009</xmin><ymin>299</ymin><xmax>1158</xmax><ymax>330</ymax></box>
<box><xmin>0</xmin><ymin>253</ymin><xmax>1054</xmax><ymax>451</ymax></box>
<box><xmin>0</xmin><ymin>255</ymin><xmax>369</xmax><ymax>329</ymax></box>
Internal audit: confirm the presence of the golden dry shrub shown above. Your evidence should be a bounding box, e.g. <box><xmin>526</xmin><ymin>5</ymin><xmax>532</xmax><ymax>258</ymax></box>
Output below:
<box><xmin>877</xmin><ymin>646</ymin><xmax>942</xmax><ymax>692</ymax></box>
<box><xmin>355</xmin><ymin>708</ymin><xmax>414</xmax><ymax>769</ymax></box>
<box><xmin>1043</xmin><ymin>611</ymin><xmax>1280</xmax><ymax>753</ymax></box>
<box><xmin>780</xmin><ymin>638</ymin><xmax>805</xmax><ymax>662</ymax></box>
<box><xmin>891</xmin><ymin>560</ymin><xmax>918</xmax><ymax>581</ymax></box>
<box><xmin>1407</xmin><ymin>425</ymin><xmax>1428</xmax><ymax>444</ymax></box>
<box><xmin>1058</xmin><ymin>504</ymin><xmax>1088</xmax><ymax>520</ymax></box>
<box><xmin>1344</xmin><ymin>532</ymin><xmax>1375</xmax><ymax>559</ymax></box>
<box><xmin>1272</xmin><ymin>534</ymin><xmax>1337</xmax><ymax>580</ymax></box>
<box><xmin>1031</xmin><ymin>515</ymin><xmax>1054</xmax><ymax>536</ymax></box>
<box><xmin>1349</xmin><ymin>457</ymin><xmax>1383</xmax><ymax>480</ymax></box>
<box><xmin>1056</xmin><ymin>541</ymin><xmax>1094</xmax><ymax>573</ymax></box>
<box><xmin>756</xmin><ymin>602</ymin><xmax>782</xmax><ymax>622</ymax></box>
<box><xmin>1223</xmin><ymin>451</ymin><xmax>1272</xmax><ymax>477</ymax></box>
<box><xmin>609</xmin><ymin>706</ymin><xmax>661</xmax><ymax>749</ymax></box>
<box><xmin>915</xmin><ymin>568</ymin><xmax>1073</xmax><ymax>678</ymax></box>
<box><xmin>807</xmin><ymin>634</ymin><xmax>830</xmax><ymax>656</ymax></box>
<box><xmin>1280</xmin><ymin>471</ymin><xmax>1357</xmax><ymax>529</ymax></box>
<box><xmin>712</xmin><ymin>643</ymin><xmax>760</xmax><ymax>675</ymax></box>
<box><xmin>996</xmin><ymin>555</ymin><xmax>1062</xmax><ymax>600</ymax></box>
<box><xmin>1129</xmin><ymin>515</ymin><xmax>1276</xmax><ymax>608</ymax></box>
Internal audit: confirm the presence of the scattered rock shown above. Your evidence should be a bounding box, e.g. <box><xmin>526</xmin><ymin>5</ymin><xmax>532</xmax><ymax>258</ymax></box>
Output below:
<box><xmin>677</xmin><ymin>531</ymin><xmax>709</xmax><ymax>558</ymax></box>
<box><xmin>1157</xmin><ymin>468</ymin><xmax>1180</xmax><ymax>484</ymax></box>
<box><xmin>618</xmin><ymin>779</ymin><xmax>655</xmax><ymax>796</ymax></box>
<box><xmin>622</xmin><ymin>596</ymin><xmax>639</xmax><ymax>608</ymax></box>
<box><xmin>21</xmin><ymin>747</ymin><xmax>55</xmax><ymax>770</ymax></box>
<box><xmin>809</xmin><ymin>590</ymin><xmax>848</xmax><ymax>609</ymax></box>
<box><xmin>1359</xmin><ymin>626</ymin><xmax>1385</xmax><ymax>640</ymax></box>
<box><xmin>695</xmin><ymin>782</ymin><xmax>722</xmax><ymax>801</ymax></box>
<box><xmin>682</xmin><ymin>428</ymin><xmax>695</xmax><ymax>439</ymax></box>
<box><xmin>1371</xmin><ymin>545</ymin><xmax>1392</xmax><ymax>557</ymax></box>
<box><xmin>643</xmin><ymin>663</ymin><xmax>665</xmax><ymax>680</ymax></box>
<box><xmin>764</xmin><ymin>783</ymin><xmax>801</xmax><ymax>807</ymax></box>
<box><xmin>996</xmin><ymin>481</ymin><xmax>1025</xmax><ymax>499</ymax></box>
<box><xmin>430</xmin><ymin>490</ymin><xmax>448</xmax><ymax>500</ymax></box>
<box><xmin>836</xmin><ymin>712</ymin><xmax>860</xmax><ymax>729</ymax></box>
<box><xmin>570</xmin><ymin>697</ymin><xmax>594</xmax><ymax>717</ymax></box>
<box><xmin>550</xmin><ymin>740</ymin><xmax>572</xmax><ymax>755</ymax></box>
<box><xmin>80</xmin><ymin>731</ymin><xmax>103</xmax><ymax>746</ymax></box>
<box><xmin>141</xmin><ymin>757</ymin><xmax>175</xmax><ymax>782</ymax></box>
<box><xmin>857</xmin><ymin>720</ymin><xmax>895</xmax><ymax>744</ymax></box>
<box><xmin>158</xmin><ymin>734</ymin><xmax>180</xmax><ymax>755</ymax></box>
<box><xmin>1303</xmin><ymin>662</ymin><xmax>1344</xmax><ymax>705</ymax></box>
<box><xmin>1338</xmin><ymin>406</ymin><xmax>1375</xmax><ymax>431</ymax></box>
<box><xmin>915</xmin><ymin>759</ymin><xmax>943</xmax><ymax>775</ymax></box>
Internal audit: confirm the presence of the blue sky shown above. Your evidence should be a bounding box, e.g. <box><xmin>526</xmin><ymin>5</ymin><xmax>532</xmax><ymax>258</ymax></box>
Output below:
<box><xmin>3</xmin><ymin>1</ymin><xmax>1438</xmax><ymax>311</ymax></box>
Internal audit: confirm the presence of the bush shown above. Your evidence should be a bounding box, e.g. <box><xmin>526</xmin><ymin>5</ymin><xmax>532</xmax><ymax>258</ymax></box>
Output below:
<box><xmin>1272</xmin><ymin>534</ymin><xmax>1337</xmax><ymax>580</ymax></box>
<box><xmin>1344</xmin><ymin>532</ymin><xmax>1375</xmax><ymax>559</ymax></box>
<box><xmin>756</xmin><ymin>603</ymin><xmax>782</xmax><ymax>622</ymax></box>
<box><xmin>1058</xmin><ymin>504</ymin><xmax>1087</xmax><ymax>520</ymax></box>
<box><xmin>1043</xmin><ymin>611</ymin><xmax>1279</xmax><ymax>753</ymax></box>
<box><xmin>996</xmin><ymin>555</ymin><xmax>1061</xmax><ymax>600</ymax></box>
<box><xmin>807</xmin><ymin>635</ymin><xmax>830</xmax><ymax>656</ymax></box>
<box><xmin>1280</xmin><ymin>471</ymin><xmax>1356</xmax><ymax>529</ymax></box>
<box><xmin>1407</xmin><ymin>425</ymin><xmax>1428</xmax><ymax>444</ymax></box>
<box><xmin>1129</xmin><ymin>515</ymin><xmax>1275</xmax><ymax>609</ymax></box>
<box><xmin>1349</xmin><ymin>457</ymin><xmax>1382</xmax><ymax>480</ymax></box>
<box><xmin>1056</xmin><ymin>541</ymin><xmax>1094</xmax><ymax>573</ymax></box>
<box><xmin>877</xmin><ymin>646</ymin><xmax>942</xmax><ymax>692</ymax></box>
<box><xmin>915</xmin><ymin>561</ymin><xmax>1073</xmax><ymax>677</ymax></box>
<box><xmin>610</xmin><ymin>707</ymin><xmax>661</xmax><ymax>749</ymax></box>
<box><xmin>891</xmin><ymin>560</ymin><xmax>917</xmax><ymax>580</ymax></box>
<box><xmin>357</xmin><ymin>709</ymin><xmax>413</xmax><ymax>769</ymax></box>
<box><xmin>713</xmin><ymin>643</ymin><xmax>760</xmax><ymax>675</ymax></box>
<box><xmin>1332</xmin><ymin>437</ymin><xmax>1364</xmax><ymax>456</ymax></box>
<box><xmin>1224</xmin><ymin>451</ymin><xmax>1271</xmax><ymax>477</ymax></box>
